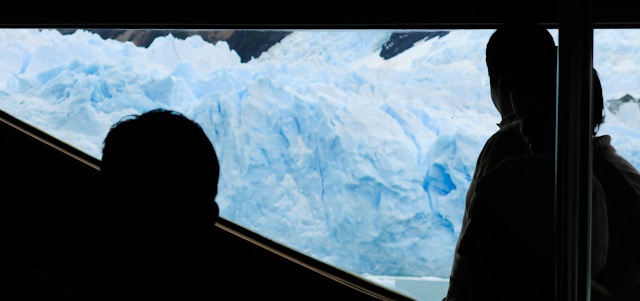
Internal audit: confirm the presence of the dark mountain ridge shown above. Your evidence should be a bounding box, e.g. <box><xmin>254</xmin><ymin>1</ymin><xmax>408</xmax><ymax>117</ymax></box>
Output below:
<box><xmin>48</xmin><ymin>29</ymin><xmax>449</xmax><ymax>63</ymax></box>
<box><xmin>607</xmin><ymin>94</ymin><xmax>638</xmax><ymax>114</ymax></box>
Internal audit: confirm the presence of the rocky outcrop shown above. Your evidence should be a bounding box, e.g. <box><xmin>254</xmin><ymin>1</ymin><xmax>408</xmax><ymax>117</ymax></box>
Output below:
<box><xmin>224</xmin><ymin>31</ymin><xmax>291</xmax><ymax>63</ymax></box>
<box><xmin>380</xmin><ymin>31</ymin><xmax>449</xmax><ymax>60</ymax></box>
<box><xmin>607</xmin><ymin>94</ymin><xmax>637</xmax><ymax>114</ymax></box>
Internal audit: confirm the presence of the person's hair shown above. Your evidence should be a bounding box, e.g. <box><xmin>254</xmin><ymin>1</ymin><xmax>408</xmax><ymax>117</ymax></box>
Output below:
<box><xmin>486</xmin><ymin>21</ymin><xmax>556</xmax><ymax>89</ymax></box>
<box><xmin>101</xmin><ymin>109</ymin><xmax>219</xmax><ymax>233</ymax></box>
<box><xmin>593</xmin><ymin>69</ymin><xmax>605</xmax><ymax>135</ymax></box>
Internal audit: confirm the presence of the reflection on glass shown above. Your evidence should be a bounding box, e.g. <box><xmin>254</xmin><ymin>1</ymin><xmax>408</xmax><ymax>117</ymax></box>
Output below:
<box><xmin>4</xmin><ymin>28</ymin><xmax>639</xmax><ymax>301</ymax></box>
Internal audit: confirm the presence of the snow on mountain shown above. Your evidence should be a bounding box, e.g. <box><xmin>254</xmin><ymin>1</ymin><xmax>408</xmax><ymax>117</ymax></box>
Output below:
<box><xmin>0</xmin><ymin>28</ymin><xmax>638</xmax><ymax>281</ymax></box>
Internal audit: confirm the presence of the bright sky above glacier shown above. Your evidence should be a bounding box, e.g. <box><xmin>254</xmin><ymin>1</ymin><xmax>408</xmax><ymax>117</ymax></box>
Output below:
<box><xmin>0</xmin><ymin>29</ymin><xmax>638</xmax><ymax>298</ymax></box>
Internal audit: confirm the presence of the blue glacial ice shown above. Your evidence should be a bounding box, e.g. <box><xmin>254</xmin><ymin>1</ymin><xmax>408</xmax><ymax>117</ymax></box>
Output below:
<box><xmin>0</xmin><ymin>28</ymin><xmax>639</xmax><ymax>281</ymax></box>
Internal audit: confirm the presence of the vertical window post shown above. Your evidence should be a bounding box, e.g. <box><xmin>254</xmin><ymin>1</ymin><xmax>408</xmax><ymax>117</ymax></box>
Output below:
<box><xmin>556</xmin><ymin>0</ymin><xmax>594</xmax><ymax>300</ymax></box>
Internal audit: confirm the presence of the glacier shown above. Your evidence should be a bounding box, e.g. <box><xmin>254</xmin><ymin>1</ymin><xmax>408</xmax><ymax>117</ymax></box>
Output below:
<box><xmin>0</xmin><ymin>28</ymin><xmax>639</xmax><ymax>291</ymax></box>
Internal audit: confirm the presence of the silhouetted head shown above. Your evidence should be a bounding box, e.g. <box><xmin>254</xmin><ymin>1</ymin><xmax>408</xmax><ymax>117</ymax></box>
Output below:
<box><xmin>101</xmin><ymin>109</ymin><xmax>220</xmax><ymax>254</ymax></box>
<box><xmin>507</xmin><ymin>59</ymin><xmax>556</xmax><ymax>155</ymax></box>
<box><xmin>510</xmin><ymin>67</ymin><xmax>605</xmax><ymax>156</ymax></box>
<box><xmin>486</xmin><ymin>21</ymin><xmax>556</xmax><ymax>117</ymax></box>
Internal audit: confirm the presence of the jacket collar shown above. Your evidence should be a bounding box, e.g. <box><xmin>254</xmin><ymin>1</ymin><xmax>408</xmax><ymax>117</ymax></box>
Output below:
<box><xmin>498</xmin><ymin>112</ymin><xmax>519</xmax><ymax>129</ymax></box>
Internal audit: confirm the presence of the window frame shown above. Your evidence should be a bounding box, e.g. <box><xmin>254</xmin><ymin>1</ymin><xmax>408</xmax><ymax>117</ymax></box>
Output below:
<box><xmin>2</xmin><ymin>2</ymin><xmax>638</xmax><ymax>298</ymax></box>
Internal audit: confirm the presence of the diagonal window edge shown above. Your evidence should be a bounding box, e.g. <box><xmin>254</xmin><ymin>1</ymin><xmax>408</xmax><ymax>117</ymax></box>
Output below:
<box><xmin>0</xmin><ymin>109</ymin><xmax>416</xmax><ymax>301</ymax></box>
<box><xmin>0</xmin><ymin>109</ymin><xmax>101</xmax><ymax>171</ymax></box>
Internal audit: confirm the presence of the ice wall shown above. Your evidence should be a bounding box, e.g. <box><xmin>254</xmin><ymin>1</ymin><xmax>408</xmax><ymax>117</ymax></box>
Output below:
<box><xmin>0</xmin><ymin>28</ymin><xmax>638</xmax><ymax>279</ymax></box>
<box><xmin>186</xmin><ymin>30</ymin><xmax>499</xmax><ymax>277</ymax></box>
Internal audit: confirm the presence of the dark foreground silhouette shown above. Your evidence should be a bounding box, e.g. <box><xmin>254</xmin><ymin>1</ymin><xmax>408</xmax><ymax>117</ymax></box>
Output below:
<box><xmin>509</xmin><ymin>49</ymin><xmax>640</xmax><ymax>299</ymax></box>
<box><xmin>444</xmin><ymin>20</ymin><xmax>640</xmax><ymax>300</ymax></box>
<box><xmin>459</xmin><ymin>55</ymin><xmax>609</xmax><ymax>299</ymax></box>
<box><xmin>444</xmin><ymin>21</ymin><xmax>553</xmax><ymax>301</ymax></box>
<box><xmin>92</xmin><ymin>109</ymin><xmax>221</xmax><ymax>299</ymax></box>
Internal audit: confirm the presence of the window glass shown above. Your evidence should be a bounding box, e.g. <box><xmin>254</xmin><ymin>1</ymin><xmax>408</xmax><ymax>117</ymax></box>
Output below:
<box><xmin>0</xmin><ymin>28</ymin><xmax>579</xmax><ymax>301</ymax></box>
<box><xmin>594</xmin><ymin>29</ymin><xmax>640</xmax><ymax>171</ymax></box>
<box><xmin>0</xmin><ymin>27</ymin><xmax>630</xmax><ymax>301</ymax></box>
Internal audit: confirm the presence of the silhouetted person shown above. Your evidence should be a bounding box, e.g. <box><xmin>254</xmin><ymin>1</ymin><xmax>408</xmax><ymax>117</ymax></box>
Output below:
<box><xmin>92</xmin><ymin>109</ymin><xmax>220</xmax><ymax>299</ymax></box>
<box><xmin>593</xmin><ymin>137</ymin><xmax>640</xmax><ymax>298</ymax></box>
<box><xmin>517</xmin><ymin>65</ymin><xmax>640</xmax><ymax>298</ymax></box>
<box><xmin>587</xmin><ymin>78</ymin><xmax>640</xmax><ymax>299</ymax></box>
<box><xmin>511</xmin><ymin>60</ymin><xmax>640</xmax><ymax>299</ymax></box>
<box><xmin>444</xmin><ymin>21</ymin><xmax>555</xmax><ymax>301</ymax></box>
<box><xmin>459</xmin><ymin>49</ymin><xmax>609</xmax><ymax>298</ymax></box>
